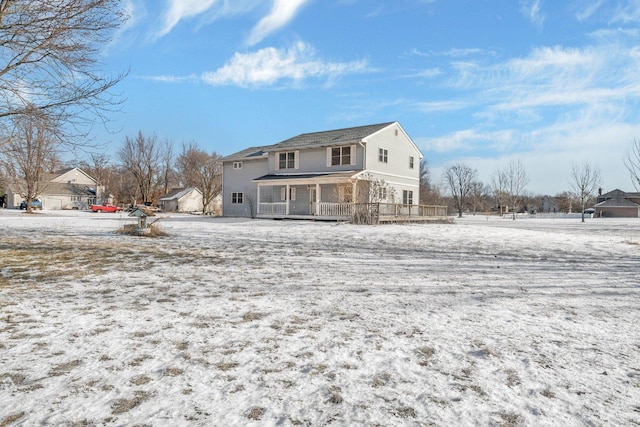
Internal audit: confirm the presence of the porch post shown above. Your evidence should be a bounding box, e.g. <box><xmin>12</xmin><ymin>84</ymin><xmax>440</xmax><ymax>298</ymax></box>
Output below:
<box><xmin>316</xmin><ymin>183</ymin><xmax>320</xmax><ymax>215</ymax></box>
<box><xmin>286</xmin><ymin>184</ymin><xmax>290</xmax><ymax>215</ymax></box>
<box><xmin>256</xmin><ymin>185</ymin><xmax>261</xmax><ymax>215</ymax></box>
<box><xmin>352</xmin><ymin>180</ymin><xmax>357</xmax><ymax>203</ymax></box>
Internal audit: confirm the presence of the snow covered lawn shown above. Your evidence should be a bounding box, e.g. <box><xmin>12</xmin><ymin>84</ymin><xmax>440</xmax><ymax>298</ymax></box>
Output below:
<box><xmin>0</xmin><ymin>210</ymin><xmax>638</xmax><ymax>426</ymax></box>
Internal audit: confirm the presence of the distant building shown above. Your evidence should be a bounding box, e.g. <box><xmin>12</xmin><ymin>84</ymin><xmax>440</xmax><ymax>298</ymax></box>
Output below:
<box><xmin>158</xmin><ymin>187</ymin><xmax>203</xmax><ymax>213</ymax></box>
<box><xmin>5</xmin><ymin>167</ymin><xmax>100</xmax><ymax>210</ymax></box>
<box><xmin>594</xmin><ymin>189</ymin><xmax>640</xmax><ymax>218</ymax></box>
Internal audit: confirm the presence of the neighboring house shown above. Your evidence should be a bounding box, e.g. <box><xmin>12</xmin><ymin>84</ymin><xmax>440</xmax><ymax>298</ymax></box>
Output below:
<box><xmin>221</xmin><ymin>122</ymin><xmax>423</xmax><ymax>220</ymax></box>
<box><xmin>594</xmin><ymin>189</ymin><xmax>640</xmax><ymax>218</ymax></box>
<box><xmin>6</xmin><ymin>167</ymin><xmax>100</xmax><ymax>210</ymax></box>
<box><xmin>158</xmin><ymin>187</ymin><xmax>203</xmax><ymax>213</ymax></box>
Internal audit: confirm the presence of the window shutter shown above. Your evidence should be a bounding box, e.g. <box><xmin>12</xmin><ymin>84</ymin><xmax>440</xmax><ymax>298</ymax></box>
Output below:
<box><xmin>350</xmin><ymin>145</ymin><xmax>356</xmax><ymax>165</ymax></box>
<box><xmin>326</xmin><ymin>147</ymin><xmax>332</xmax><ymax>167</ymax></box>
<box><xmin>275</xmin><ymin>153</ymin><xmax>280</xmax><ymax>170</ymax></box>
<box><xmin>294</xmin><ymin>150</ymin><xmax>300</xmax><ymax>169</ymax></box>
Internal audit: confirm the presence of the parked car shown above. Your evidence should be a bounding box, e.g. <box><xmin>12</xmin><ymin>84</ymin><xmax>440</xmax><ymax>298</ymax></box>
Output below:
<box><xmin>19</xmin><ymin>199</ymin><xmax>42</xmax><ymax>210</ymax></box>
<box><xmin>583</xmin><ymin>208</ymin><xmax>595</xmax><ymax>215</ymax></box>
<box><xmin>91</xmin><ymin>203</ymin><xmax>122</xmax><ymax>213</ymax></box>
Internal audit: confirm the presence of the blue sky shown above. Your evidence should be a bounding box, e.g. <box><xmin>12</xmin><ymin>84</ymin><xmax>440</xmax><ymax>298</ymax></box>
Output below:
<box><xmin>99</xmin><ymin>0</ymin><xmax>640</xmax><ymax>195</ymax></box>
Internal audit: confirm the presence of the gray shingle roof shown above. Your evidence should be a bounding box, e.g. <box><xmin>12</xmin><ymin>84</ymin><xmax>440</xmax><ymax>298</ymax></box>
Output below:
<box><xmin>595</xmin><ymin>197</ymin><xmax>640</xmax><ymax>208</ymax></box>
<box><xmin>270</xmin><ymin>122</ymin><xmax>395</xmax><ymax>150</ymax></box>
<box><xmin>159</xmin><ymin>187</ymin><xmax>200</xmax><ymax>201</ymax></box>
<box><xmin>223</xmin><ymin>122</ymin><xmax>396</xmax><ymax>161</ymax></box>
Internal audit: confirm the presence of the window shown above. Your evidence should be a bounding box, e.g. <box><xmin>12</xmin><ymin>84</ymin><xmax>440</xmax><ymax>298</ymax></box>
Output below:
<box><xmin>331</xmin><ymin>146</ymin><xmax>351</xmax><ymax>166</ymax></box>
<box><xmin>402</xmin><ymin>190</ymin><xmax>413</xmax><ymax>205</ymax></box>
<box><xmin>409</xmin><ymin>156</ymin><xmax>414</xmax><ymax>169</ymax></box>
<box><xmin>377</xmin><ymin>187</ymin><xmax>387</xmax><ymax>200</ymax></box>
<box><xmin>280</xmin><ymin>187</ymin><xmax>296</xmax><ymax>201</ymax></box>
<box><xmin>278</xmin><ymin>152</ymin><xmax>296</xmax><ymax>169</ymax></box>
<box><xmin>378</xmin><ymin>148</ymin><xmax>388</xmax><ymax>163</ymax></box>
<box><xmin>233</xmin><ymin>161</ymin><xmax>243</xmax><ymax>169</ymax></box>
<box><xmin>231</xmin><ymin>192</ymin><xmax>244</xmax><ymax>204</ymax></box>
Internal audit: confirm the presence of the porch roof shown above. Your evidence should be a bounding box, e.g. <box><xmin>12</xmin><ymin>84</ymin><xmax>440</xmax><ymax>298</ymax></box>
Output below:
<box><xmin>253</xmin><ymin>171</ymin><xmax>357</xmax><ymax>184</ymax></box>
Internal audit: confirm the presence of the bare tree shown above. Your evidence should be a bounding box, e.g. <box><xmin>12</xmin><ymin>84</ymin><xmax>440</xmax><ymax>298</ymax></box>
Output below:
<box><xmin>0</xmin><ymin>0</ymin><xmax>127</xmax><ymax>137</ymax></box>
<box><xmin>470</xmin><ymin>181</ymin><xmax>489</xmax><ymax>215</ymax></box>
<box><xmin>111</xmin><ymin>165</ymin><xmax>137</xmax><ymax>208</ymax></box>
<box><xmin>570</xmin><ymin>161</ymin><xmax>601</xmax><ymax>222</ymax></box>
<box><xmin>176</xmin><ymin>142</ymin><xmax>222</xmax><ymax>214</ymax></box>
<box><xmin>118</xmin><ymin>131</ymin><xmax>162</xmax><ymax>205</ymax></box>
<box><xmin>78</xmin><ymin>153</ymin><xmax>116</xmax><ymax>204</ymax></box>
<box><xmin>624</xmin><ymin>138</ymin><xmax>640</xmax><ymax>191</ymax></box>
<box><xmin>491</xmin><ymin>169</ymin><xmax>508</xmax><ymax>215</ymax></box>
<box><xmin>1</xmin><ymin>107</ymin><xmax>61</xmax><ymax>212</ymax></box>
<box><xmin>498</xmin><ymin>160</ymin><xmax>529</xmax><ymax>220</ymax></box>
<box><xmin>158</xmin><ymin>140</ymin><xmax>177</xmax><ymax>197</ymax></box>
<box><xmin>444</xmin><ymin>163</ymin><xmax>478</xmax><ymax>218</ymax></box>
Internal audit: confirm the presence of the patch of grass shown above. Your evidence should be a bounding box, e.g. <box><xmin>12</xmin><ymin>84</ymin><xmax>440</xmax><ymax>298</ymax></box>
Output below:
<box><xmin>417</xmin><ymin>346</ymin><xmax>435</xmax><ymax>366</ymax></box>
<box><xmin>111</xmin><ymin>391</ymin><xmax>151</xmax><ymax>415</ymax></box>
<box><xmin>115</xmin><ymin>222</ymin><xmax>167</xmax><ymax>238</ymax></box>
<box><xmin>325</xmin><ymin>386</ymin><xmax>343</xmax><ymax>404</ymax></box>
<box><xmin>0</xmin><ymin>372</ymin><xmax>26</xmax><ymax>385</ymax></box>
<box><xmin>130</xmin><ymin>375</ymin><xmax>152</xmax><ymax>386</ymax></box>
<box><xmin>49</xmin><ymin>359</ymin><xmax>82</xmax><ymax>377</ymax></box>
<box><xmin>499</xmin><ymin>411</ymin><xmax>522</xmax><ymax>427</ymax></box>
<box><xmin>393</xmin><ymin>406</ymin><xmax>416</xmax><ymax>418</ymax></box>
<box><xmin>163</xmin><ymin>367</ymin><xmax>184</xmax><ymax>377</ymax></box>
<box><xmin>245</xmin><ymin>406</ymin><xmax>266</xmax><ymax>421</ymax></box>
<box><xmin>216</xmin><ymin>361</ymin><xmax>239</xmax><ymax>372</ymax></box>
<box><xmin>0</xmin><ymin>412</ymin><xmax>25</xmax><ymax>427</ymax></box>
<box><xmin>372</xmin><ymin>372</ymin><xmax>391</xmax><ymax>388</ymax></box>
<box><xmin>242</xmin><ymin>311</ymin><xmax>265</xmax><ymax>322</ymax></box>
<box><xmin>506</xmin><ymin>369</ymin><xmax>521</xmax><ymax>387</ymax></box>
<box><xmin>541</xmin><ymin>386</ymin><xmax>556</xmax><ymax>398</ymax></box>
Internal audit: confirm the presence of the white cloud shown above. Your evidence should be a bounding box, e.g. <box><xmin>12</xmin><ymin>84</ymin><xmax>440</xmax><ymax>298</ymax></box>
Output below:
<box><xmin>157</xmin><ymin>0</ymin><xmax>219</xmax><ymax>39</ymax></box>
<box><xmin>520</xmin><ymin>0</ymin><xmax>545</xmax><ymax>26</ymax></box>
<box><xmin>575</xmin><ymin>0</ymin><xmax>607</xmax><ymax>21</ymax></box>
<box><xmin>201</xmin><ymin>41</ymin><xmax>368</xmax><ymax>88</ymax></box>
<box><xmin>246</xmin><ymin>0</ymin><xmax>310</xmax><ymax>46</ymax></box>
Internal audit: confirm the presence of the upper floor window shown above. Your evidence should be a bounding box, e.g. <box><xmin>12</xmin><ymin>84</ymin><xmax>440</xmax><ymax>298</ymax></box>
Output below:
<box><xmin>409</xmin><ymin>156</ymin><xmax>414</xmax><ymax>169</ymax></box>
<box><xmin>331</xmin><ymin>146</ymin><xmax>351</xmax><ymax>166</ymax></box>
<box><xmin>379</xmin><ymin>148</ymin><xmax>388</xmax><ymax>163</ymax></box>
<box><xmin>233</xmin><ymin>161</ymin><xmax>243</xmax><ymax>169</ymax></box>
<box><xmin>278</xmin><ymin>151</ymin><xmax>296</xmax><ymax>169</ymax></box>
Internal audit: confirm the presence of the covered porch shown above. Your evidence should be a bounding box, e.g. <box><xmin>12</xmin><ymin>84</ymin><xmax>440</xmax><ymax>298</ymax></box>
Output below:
<box><xmin>254</xmin><ymin>172</ymin><xmax>357</xmax><ymax>221</ymax></box>
<box><xmin>253</xmin><ymin>172</ymin><xmax>448</xmax><ymax>222</ymax></box>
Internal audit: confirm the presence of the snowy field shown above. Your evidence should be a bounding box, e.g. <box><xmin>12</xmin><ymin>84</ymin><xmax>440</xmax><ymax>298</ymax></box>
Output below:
<box><xmin>0</xmin><ymin>210</ymin><xmax>638</xmax><ymax>426</ymax></box>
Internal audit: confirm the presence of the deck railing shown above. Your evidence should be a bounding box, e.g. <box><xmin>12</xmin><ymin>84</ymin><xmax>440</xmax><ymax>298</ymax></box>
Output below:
<box><xmin>258</xmin><ymin>202</ymin><xmax>287</xmax><ymax>215</ymax></box>
<box><xmin>318</xmin><ymin>202</ymin><xmax>352</xmax><ymax>217</ymax></box>
<box><xmin>257</xmin><ymin>201</ymin><xmax>447</xmax><ymax>222</ymax></box>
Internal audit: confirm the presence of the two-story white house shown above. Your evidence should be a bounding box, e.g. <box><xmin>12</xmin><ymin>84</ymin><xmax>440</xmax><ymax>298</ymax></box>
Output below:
<box><xmin>222</xmin><ymin>122</ymin><xmax>425</xmax><ymax>220</ymax></box>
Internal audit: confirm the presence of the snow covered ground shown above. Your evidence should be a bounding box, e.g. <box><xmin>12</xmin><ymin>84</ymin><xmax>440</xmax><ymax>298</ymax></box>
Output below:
<box><xmin>0</xmin><ymin>210</ymin><xmax>638</xmax><ymax>426</ymax></box>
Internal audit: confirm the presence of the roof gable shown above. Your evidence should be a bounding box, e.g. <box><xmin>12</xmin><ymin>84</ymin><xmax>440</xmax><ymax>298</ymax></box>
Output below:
<box><xmin>49</xmin><ymin>167</ymin><xmax>97</xmax><ymax>185</ymax></box>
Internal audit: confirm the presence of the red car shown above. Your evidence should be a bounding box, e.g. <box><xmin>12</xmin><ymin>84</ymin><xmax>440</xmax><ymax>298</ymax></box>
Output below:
<box><xmin>91</xmin><ymin>203</ymin><xmax>122</xmax><ymax>213</ymax></box>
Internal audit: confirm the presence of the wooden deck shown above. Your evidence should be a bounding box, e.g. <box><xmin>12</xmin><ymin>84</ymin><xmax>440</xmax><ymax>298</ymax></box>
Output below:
<box><xmin>257</xmin><ymin>203</ymin><xmax>448</xmax><ymax>224</ymax></box>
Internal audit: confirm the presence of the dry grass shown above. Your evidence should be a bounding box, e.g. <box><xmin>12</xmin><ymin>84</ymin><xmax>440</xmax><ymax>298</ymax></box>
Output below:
<box><xmin>111</xmin><ymin>391</ymin><xmax>151</xmax><ymax>415</ymax></box>
<box><xmin>0</xmin><ymin>412</ymin><xmax>25</xmax><ymax>427</ymax></box>
<box><xmin>115</xmin><ymin>222</ymin><xmax>167</xmax><ymax>237</ymax></box>
<box><xmin>245</xmin><ymin>406</ymin><xmax>266</xmax><ymax>421</ymax></box>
